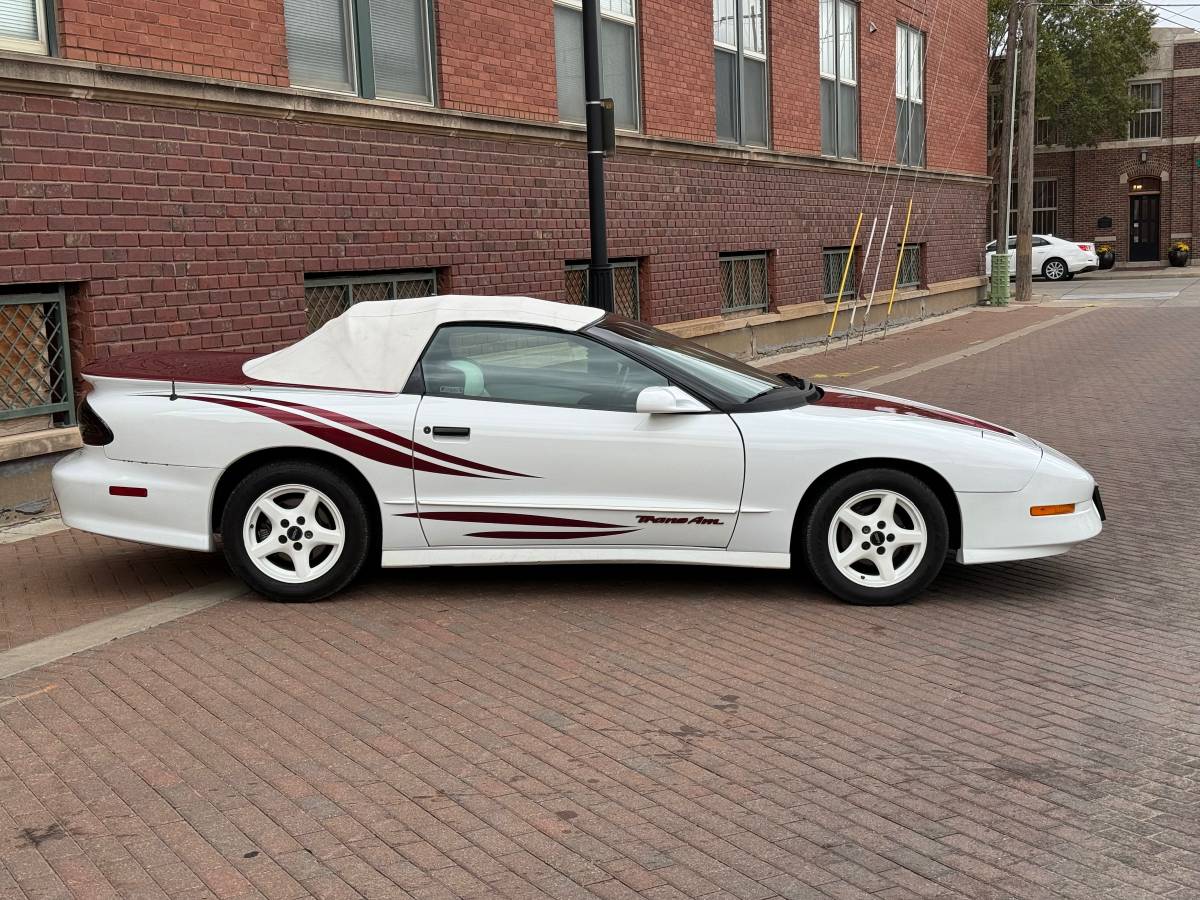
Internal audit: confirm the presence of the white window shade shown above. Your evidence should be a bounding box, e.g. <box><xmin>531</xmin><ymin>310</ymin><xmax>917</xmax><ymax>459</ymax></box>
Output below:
<box><xmin>370</xmin><ymin>0</ymin><xmax>433</xmax><ymax>102</ymax></box>
<box><xmin>554</xmin><ymin>4</ymin><xmax>586</xmax><ymax>123</ymax></box>
<box><xmin>0</xmin><ymin>0</ymin><xmax>46</xmax><ymax>53</ymax></box>
<box><xmin>284</xmin><ymin>0</ymin><xmax>357</xmax><ymax>93</ymax></box>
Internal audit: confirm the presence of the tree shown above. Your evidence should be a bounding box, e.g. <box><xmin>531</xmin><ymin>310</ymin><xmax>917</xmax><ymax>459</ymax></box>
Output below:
<box><xmin>988</xmin><ymin>0</ymin><xmax>1156</xmax><ymax>148</ymax></box>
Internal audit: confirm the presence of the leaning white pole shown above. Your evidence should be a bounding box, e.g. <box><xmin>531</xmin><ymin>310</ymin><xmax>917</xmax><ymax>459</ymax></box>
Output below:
<box><xmin>860</xmin><ymin>204</ymin><xmax>894</xmax><ymax>340</ymax></box>
<box><xmin>843</xmin><ymin>215</ymin><xmax>878</xmax><ymax>346</ymax></box>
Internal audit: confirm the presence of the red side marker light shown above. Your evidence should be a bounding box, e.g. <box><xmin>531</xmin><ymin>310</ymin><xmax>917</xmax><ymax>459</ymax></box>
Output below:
<box><xmin>109</xmin><ymin>486</ymin><xmax>148</xmax><ymax>497</ymax></box>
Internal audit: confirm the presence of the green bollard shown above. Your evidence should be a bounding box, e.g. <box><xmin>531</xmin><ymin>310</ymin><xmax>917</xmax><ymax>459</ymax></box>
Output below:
<box><xmin>989</xmin><ymin>251</ymin><xmax>1010</xmax><ymax>306</ymax></box>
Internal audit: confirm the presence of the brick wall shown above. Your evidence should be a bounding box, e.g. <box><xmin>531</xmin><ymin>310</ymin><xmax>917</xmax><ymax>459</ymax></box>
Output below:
<box><xmin>56</xmin><ymin>0</ymin><xmax>289</xmax><ymax>86</ymax></box>
<box><xmin>0</xmin><ymin>92</ymin><xmax>986</xmax><ymax>365</ymax></box>
<box><xmin>640</xmin><ymin>0</ymin><xmax>715</xmax><ymax>143</ymax></box>
<box><xmin>769</xmin><ymin>0</ymin><xmax>819</xmax><ymax>156</ymax></box>
<box><xmin>438</xmin><ymin>0</ymin><xmax>558</xmax><ymax>121</ymax></box>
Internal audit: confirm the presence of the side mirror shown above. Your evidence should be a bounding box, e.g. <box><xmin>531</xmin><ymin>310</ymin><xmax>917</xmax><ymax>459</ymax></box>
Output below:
<box><xmin>636</xmin><ymin>385</ymin><xmax>708</xmax><ymax>414</ymax></box>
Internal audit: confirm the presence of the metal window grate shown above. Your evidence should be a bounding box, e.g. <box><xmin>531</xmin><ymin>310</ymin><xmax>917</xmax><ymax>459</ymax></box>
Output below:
<box><xmin>304</xmin><ymin>271</ymin><xmax>437</xmax><ymax>332</ymax></box>
<box><xmin>0</xmin><ymin>288</ymin><xmax>75</xmax><ymax>425</ymax></box>
<box><xmin>898</xmin><ymin>244</ymin><xmax>921</xmax><ymax>288</ymax></box>
<box><xmin>564</xmin><ymin>260</ymin><xmax>641</xmax><ymax>319</ymax></box>
<box><xmin>719</xmin><ymin>253</ymin><xmax>769</xmax><ymax>314</ymax></box>
<box><xmin>822</xmin><ymin>248</ymin><xmax>857</xmax><ymax>300</ymax></box>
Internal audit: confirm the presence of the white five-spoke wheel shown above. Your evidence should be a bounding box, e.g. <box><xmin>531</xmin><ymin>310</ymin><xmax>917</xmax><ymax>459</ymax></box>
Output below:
<box><xmin>243</xmin><ymin>484</ymin><xmax>346</xmax><ymax>584</ymax></box>
<box><xmin>827</xmin><ymin>489</ymin><xmax>928</xmax><ymax>588</ymax></box>
<box><xmin>805</xmin><ymin>468</ymin><xmax>949</xmax><ymax>606</ymax></box>
<box><xmin>221</xmin><ymin>461</ymin><xmax>372</xmax><ymax>602</ymax></box>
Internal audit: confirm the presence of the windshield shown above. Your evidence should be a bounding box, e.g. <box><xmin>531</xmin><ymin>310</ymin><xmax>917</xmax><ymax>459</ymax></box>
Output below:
<box><xmin>588</xmin><ymin>317</ymin><xmax>793</xmax><ymax>406</ymax></box>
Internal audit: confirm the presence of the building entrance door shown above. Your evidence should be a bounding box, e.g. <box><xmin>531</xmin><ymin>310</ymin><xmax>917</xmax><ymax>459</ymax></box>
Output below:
<box><xmin>1129</xmin><ymin>190</ymin><xmax>1160</xmax><ymax>262</ymax></box>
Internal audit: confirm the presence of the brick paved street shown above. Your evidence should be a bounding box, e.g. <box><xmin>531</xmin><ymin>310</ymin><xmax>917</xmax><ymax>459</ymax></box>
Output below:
<box><xmin>3</xmin><ymin>304</ymin><xmax>1200</xmax><ymax>899</ymax></box>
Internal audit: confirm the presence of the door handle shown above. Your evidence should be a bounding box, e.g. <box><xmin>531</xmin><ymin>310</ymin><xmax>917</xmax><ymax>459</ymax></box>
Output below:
<box><xmin>428</xmin><ymin>426</ymin><xmax>470</xmax><ymax>438</ymax></box>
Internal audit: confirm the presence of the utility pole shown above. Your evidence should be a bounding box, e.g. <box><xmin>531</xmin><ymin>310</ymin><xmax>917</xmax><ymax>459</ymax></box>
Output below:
<box><xmin>1014</xmin><ymin>0</ymin><xmax>1038</xmax><ymax>302</ymax></box>
<box><xmin>990</xmin><ymin>0</ymin><xmax>1020</xmax><ymax>305</ymax></box>
<box><xmin>581</xmin><ymin>0</ymin><xmax>614</xmax><ymax>313</ymax></box>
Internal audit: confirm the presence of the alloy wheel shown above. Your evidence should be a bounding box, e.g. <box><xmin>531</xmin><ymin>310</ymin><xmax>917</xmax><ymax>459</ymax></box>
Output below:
<box><xmin>826</xmin><ymin>489</ymin><xmax>928</xmax><ymax>588</ymax></box>
<box><xmin>242</xmin><ymin>483</ymin><xmax>346</xmax><ymax>584</ymax></box>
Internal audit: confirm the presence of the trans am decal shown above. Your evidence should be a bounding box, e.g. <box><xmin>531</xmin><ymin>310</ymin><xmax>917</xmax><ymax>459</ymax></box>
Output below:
<box><xmin>173</xmin><ymin>394</ymin><xmax>531</xmax><ymax>479</ymax></box>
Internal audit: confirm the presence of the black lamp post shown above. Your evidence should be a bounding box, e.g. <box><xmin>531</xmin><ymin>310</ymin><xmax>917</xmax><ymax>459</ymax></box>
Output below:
<box><xmin>581</xmin><ymin>0</ymin><xmax>615</xmax><ymax>313</ymax></box>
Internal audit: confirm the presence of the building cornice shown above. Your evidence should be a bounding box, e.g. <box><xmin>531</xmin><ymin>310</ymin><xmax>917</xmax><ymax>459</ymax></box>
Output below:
<box><xmin>1034</xmin><ymin>134</ymin><xmax>1200</xmax><ymax>154</ymax></box>
<box><xmin>0</xmin><ymin>53</ymin><xmax>991</xmax><ymax>186</ymax></box>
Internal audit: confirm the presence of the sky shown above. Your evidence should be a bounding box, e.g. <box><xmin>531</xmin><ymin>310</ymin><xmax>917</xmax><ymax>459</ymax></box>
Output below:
<box><xmin>1152</xmin><ymin>3</ymin><xmax>1200</xmax><ymax>30</ymax></box>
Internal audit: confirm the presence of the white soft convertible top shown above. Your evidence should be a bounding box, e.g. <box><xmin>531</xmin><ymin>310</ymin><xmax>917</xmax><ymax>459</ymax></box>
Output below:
<box><xmin>243</xmin><ymin>295</ymin><xmax>605</xmax><ymax>392</ymax></box>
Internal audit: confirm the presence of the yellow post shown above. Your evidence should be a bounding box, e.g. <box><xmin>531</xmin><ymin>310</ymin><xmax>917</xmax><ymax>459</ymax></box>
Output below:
<box><xmin>885</xmin><ymin>198</ymin><xmax>914</xmax><ymax>319</ymax></box>
<box><xmin>827</xmin><ymin>211</ymin><xmax>864</xmax><ymax>338</ymax></box>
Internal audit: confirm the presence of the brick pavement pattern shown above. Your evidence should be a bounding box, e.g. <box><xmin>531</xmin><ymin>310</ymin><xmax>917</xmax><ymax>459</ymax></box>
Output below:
<box><xmin>2</xmin><ymin>306</ymin><xmax>1200</xmax><ymax>898</ymax></box>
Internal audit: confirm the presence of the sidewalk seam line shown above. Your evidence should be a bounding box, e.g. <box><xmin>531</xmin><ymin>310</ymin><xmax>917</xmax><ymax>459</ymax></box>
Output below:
<box><xmin>0</xmin><ymin>516</ymin><xmax>68</xmax><ymax>545</ymax></box>
<box><xmin>0</xmin><ymin>579</ymin><xmax>246</xmax><ymax>681</ymax></box>
<box><xmin>850</xmin><ymin>306</ymin><xmax>1095</xmax><ymax>391</ymax></box>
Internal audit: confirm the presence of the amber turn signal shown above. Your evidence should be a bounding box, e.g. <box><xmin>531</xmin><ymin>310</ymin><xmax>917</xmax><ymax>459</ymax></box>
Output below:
<box><xmin>1030</xmin><ymin>503</ymin><xmax>1075</xmax><ymax>517</ymax></box>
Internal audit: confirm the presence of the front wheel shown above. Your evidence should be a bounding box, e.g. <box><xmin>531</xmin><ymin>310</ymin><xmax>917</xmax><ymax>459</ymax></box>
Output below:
<box><xmin>1042</xmin><ymin>257</ymin><xmax>1069</xmax><ymax>281</ymax></box>
<box><xmin>221</xmin><ymin>460</ymin><xmax>372</xmax><ymax>602</ymax></box>
<box><xmin>804</xmin><ymin>468</ymin><xmax>949</xmax><ymax>605</ymax></box>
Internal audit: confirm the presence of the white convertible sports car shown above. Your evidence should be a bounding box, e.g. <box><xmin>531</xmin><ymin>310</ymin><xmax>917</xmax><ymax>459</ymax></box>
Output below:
<box><xmin>54</xmin><ymin>296</ymin><xmax>1104</xmax><ymax>605</ymax></box>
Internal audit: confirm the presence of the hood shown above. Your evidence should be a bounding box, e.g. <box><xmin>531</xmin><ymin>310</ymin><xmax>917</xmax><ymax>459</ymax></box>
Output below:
<box><xmin>812</xmin><ymin>387</ymin><xmax>1017</xmax><ymax>436</ymax></box>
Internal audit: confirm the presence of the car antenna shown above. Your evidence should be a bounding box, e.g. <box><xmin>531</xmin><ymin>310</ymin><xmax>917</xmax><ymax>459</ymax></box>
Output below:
<box><xmin>169</xmin><ymin>378</ymin><xmax>178</xmax><ymax>401</ymax></box>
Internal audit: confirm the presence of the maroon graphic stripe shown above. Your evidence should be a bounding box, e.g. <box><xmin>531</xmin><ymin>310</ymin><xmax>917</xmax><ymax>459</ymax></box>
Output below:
<box><xmin>252</xmin><ymin>396</ymin><xmax>529</xmax><ymax>478</ymax></box>
<box><xmin>814</xmin><ymin>389</ymin><xmax>1014</xmax><ymax>436</ymax></box>
<box><xmin>463</xmin><ymin>529</ymin><xmax>640</xmax><ymax>540</ymax></box>
<box><xmin>401</xmin><ymin>511</ymin><xmax>622</xmax><ymax>528</ymax></box>
<box><xmin>181</xmin><ymin>395</ymin><xmax>489</xmax><ymax>478</ymax></box>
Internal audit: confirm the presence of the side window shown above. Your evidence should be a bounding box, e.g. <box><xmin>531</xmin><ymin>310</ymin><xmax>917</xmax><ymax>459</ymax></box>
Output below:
<box><xmin>419</xmin><ymin>325</ymin><xmax>668</xmax><ymax>412</ymax></box>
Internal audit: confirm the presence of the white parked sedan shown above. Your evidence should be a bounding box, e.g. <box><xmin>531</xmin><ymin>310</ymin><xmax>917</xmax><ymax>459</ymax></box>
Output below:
<box><xmin>54</xmin><ymin>296</ymin><xmax>1104</xmax><ymax>606</ymax></box>
<box><xmin>985</xmin><ymin>234</ymin><xmax>1099</xmax><ymax>282</ymax></box>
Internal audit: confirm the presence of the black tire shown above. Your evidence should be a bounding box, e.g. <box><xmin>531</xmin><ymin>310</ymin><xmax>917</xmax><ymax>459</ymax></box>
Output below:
<box><xmin>1042</xmin><ymin>257</ymin><xmax>1069</xmax><ymax>281</ymax></box>
<box><xmin>220</xmin><ymin>460</ymin><xmax>372</xmax><ymax>602</ymax></box>
<box><xmin>803</xmin><ymin>468</ymin><xmax>949</xmax><ymax>606</ymax></box>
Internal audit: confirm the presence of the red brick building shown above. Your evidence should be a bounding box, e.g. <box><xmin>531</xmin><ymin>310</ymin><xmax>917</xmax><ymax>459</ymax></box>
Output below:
<box><xmin>1015</xmin><ymin>27</ymin><xmax>1200</xmax><ymax>266</ymax></box>
<box><xmin>0</xmin><ymin>0</ymin><xmax>988</xmax><ymax>505</ymax></box>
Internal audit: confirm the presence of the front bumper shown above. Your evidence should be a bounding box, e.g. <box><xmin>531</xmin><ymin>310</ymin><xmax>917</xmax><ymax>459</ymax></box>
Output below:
<box><xmin>956</xmin><ymin>447</ymin><xmax>1102</xmax><ymax>565</ymax></box>
<box><xmin>53</xmin><ymin>447</ymin><xmax>220</xmax><ymax>552</ymax></box>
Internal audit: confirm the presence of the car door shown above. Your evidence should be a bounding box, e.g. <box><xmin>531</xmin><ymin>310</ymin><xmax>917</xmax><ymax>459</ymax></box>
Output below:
<box><xmin>1031</xmin><ymin>236</ymin><xmax>1051</xmax><ymax>273</ymax></box>
<box><xmin>409</xmin><ymin>323</ymin><xmax>745</xmax><ymax>548</ymax></box>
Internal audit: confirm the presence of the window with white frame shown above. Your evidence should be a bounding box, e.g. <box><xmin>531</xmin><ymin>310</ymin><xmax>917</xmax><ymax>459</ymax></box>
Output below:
<box><xmin>554</xmin><ymin>0</ymin><xmax>640</xmax><ymax>132</ymax></box>
<box><xmin>820</xmin><ymin>0</ymin><xmax>858</xmax><ymax>159</ymax></box>
<box><xmin>282</xmin><ymin>0</ymin><xmax>435</xmax><ymax>103</ymax></box>
<box><xmin>895</xmin><ymin>23</ymin><xmax>924</xmax><ymax>166</ymax></box>
<box><xmin>1128</xmin><ymin>81</ymin><xmax>1161</xmax><ymax>139</ymax></box>
<box><xmin>713</xmin><ymin>0</ymin><xmax>768</xmax><ymax>147</ymax></box>
<box><xmin>0</xmin><ymin>0</ymin><xmax>50</xmax><ymax>54</ymax></box>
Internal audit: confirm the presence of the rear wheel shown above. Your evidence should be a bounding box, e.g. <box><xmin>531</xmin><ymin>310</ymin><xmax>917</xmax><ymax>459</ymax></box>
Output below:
<box><xmin>221</xmin><ymin>461</ymin><xmax>372</xmax><ymax>602</ymax></box>
<box><xmin>1042</xmin><ymin>257</ymin><xmax>1069</xmax><ymax>281</ymax></box>
<box><xmin>804</xmin><ymin>468</ymin><xmax>948</xmax><ymax>605</ymax></box>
